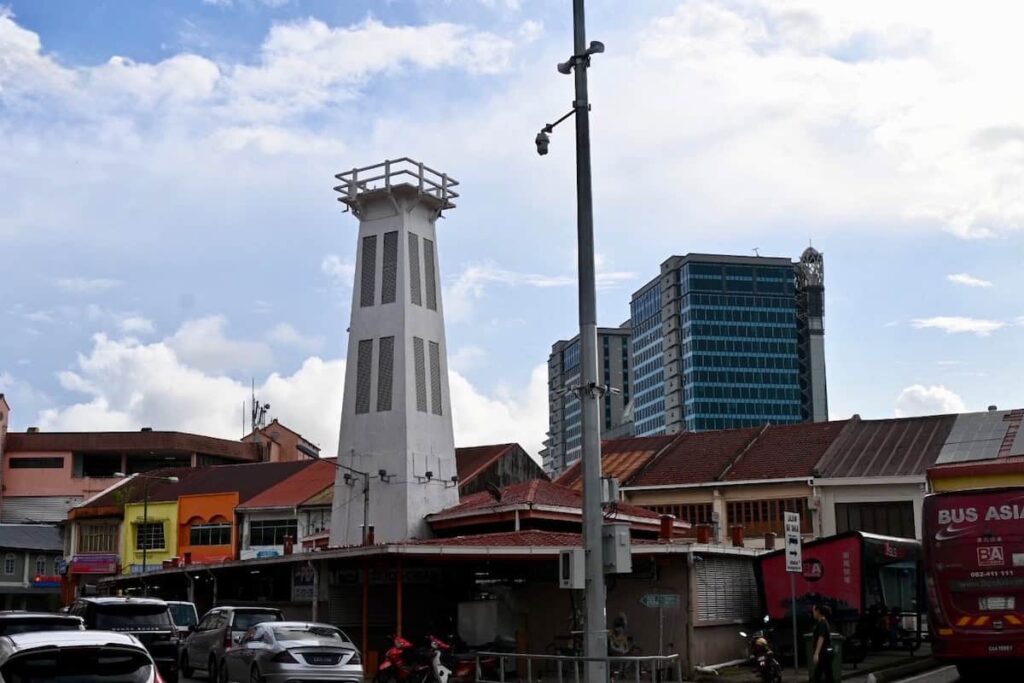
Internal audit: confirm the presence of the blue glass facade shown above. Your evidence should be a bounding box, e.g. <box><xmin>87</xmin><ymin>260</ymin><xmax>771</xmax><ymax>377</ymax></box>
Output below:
<box><xmin>680</xmin><ymin>262</ymin><xmax>802</xmax><ymax>430</ymax></box>
<box><xmin>629</xmin><ymin>256</ymin><xmax>807</xmax><ymax>435</ymax></box>
<box><xmin>630</xmin><ymin>282</ymin><xmax>666</xmax><ymax>436</ymax></box>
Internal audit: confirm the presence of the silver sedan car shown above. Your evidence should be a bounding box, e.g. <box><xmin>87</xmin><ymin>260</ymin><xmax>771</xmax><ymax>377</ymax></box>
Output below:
<box><xmin>221</xmin><ymin>621</ymin><xmax>362</xmax><ymax>683</ymax></box>
<box><xmin>0</xmin><ymin>630</ymin><xmax>158</xmax><ymax>682</ymax></box>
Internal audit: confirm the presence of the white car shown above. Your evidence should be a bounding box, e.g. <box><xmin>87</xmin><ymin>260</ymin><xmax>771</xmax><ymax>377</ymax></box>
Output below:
<box><xmin>221</xmin><ymin>622</ymin><xmax>362</xmax><ymax>683</ymax></box>
<box><xmin>0</xmin><ymin>630</ymin><xmax>160</xmax><ymax>682</ymax></box>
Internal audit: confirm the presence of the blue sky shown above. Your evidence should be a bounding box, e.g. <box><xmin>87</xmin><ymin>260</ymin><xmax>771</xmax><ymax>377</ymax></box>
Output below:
<box><xmin>2</xmin><ymin>0</ymin><xmax>1023</xmax><ymax>457</ymax></box>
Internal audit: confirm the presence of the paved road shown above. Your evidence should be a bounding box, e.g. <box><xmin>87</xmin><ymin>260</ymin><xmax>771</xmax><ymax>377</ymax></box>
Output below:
<box><xmin>842</xmin><ymin>664</ymin><xmax>959</xmax><ymax>683</ymax></box>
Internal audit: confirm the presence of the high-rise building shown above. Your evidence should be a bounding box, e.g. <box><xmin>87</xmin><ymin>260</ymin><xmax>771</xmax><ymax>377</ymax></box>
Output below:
<box><xmin>630</xmin><ymin>249</ymin><xmax>827</xmax><ymax>436</ymax></box>
<box><xmin>542</xmin><ymin>324</ymin><xmax>631</xmax><ymax>475</ymax></box>
<box><xmin>330</xmin><ymin>159</ymin><xmax>460</xmax><ymax>545</ymax></box>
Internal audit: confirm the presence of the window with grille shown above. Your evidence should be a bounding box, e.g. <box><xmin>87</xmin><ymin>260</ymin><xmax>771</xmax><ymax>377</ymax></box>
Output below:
<box><xmin>355</xmin><ymin>339</ymin><xmax>373</xmax><ymax>414</ymax></box>
<box><xmin>3</xmin><ymin>554</ymin><xmax>14</xmax><ymax>576</ymax></box>
<box><xmin>190</xmin><ymin>523</ymin><xmax>232</xmax><ymax>546</ymax></box>
<box><xmin>424</xmin><ymin>238</ymin><xmax>437</xmax><ymax>310</ymax></box>
<box><xmin>9</xmin><ymin>457</ymin><xmax>63</xmax><ymax>469</ymax></box>
<box><xmin>647</xmin><ymin>503</ymin><xmax>714</xmax><ymax>528</ymax></box>
<box><xmin>360</xmin><ymin>235</ymin><xmax>377</xmax><ymax>307</ymax></box>
<box><xmin>249</xmin><ymin>519</ymin><xmax>298</xmax><ymax>546</ymax></box>
<box><xmin>135</xmin><ymin>522</ymin><xmax>165</xmax><ymax>551</ymax></box>
<box><xmin>429</xmin><ymin>341</ymin><xmax>443</xmax><ymax>416</ymax></box>
<box><xmin>377</xmin><ymin>337</ymin><xmax>395</xmax><ymax>412</ymax></box>
<box><xmin>381</xmin><ymin>231</ymin><xmax>398</xmax><ymax>304</ymax></box>
<box><xmin>836</xmin><ymin>501</ymin><xmax>915</xmax><ymax>538</ymax></box>
<box><xmin>35</xmin><ymin>555</ymin><xmax>46</xmax><ymax>576</ymax></box>
<box><xmin>408</xmin><ymin>232</ymin><xmax>422</xmax><ymax>306</ymax></box>
<box><xmin>696</xmin><ymin>555</ymin><xmax>761</xmax><ymax>622</ymax></box>
<box><xmin>725</xmin><ymin>497</ymin><xmax>811</xmax><ymax>535</ymax></box>
<box><xmin>413</xmin><ymin>337</ymin><xmax>427</xmax><ymax>413</ymax></box>
<box><xmin>79</xmin><ymin>523</ymin><xmax>118</xmax><ymax>553</ymax></box>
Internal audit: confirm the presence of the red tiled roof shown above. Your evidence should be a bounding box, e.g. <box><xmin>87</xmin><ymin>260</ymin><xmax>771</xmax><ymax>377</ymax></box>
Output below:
<box><xmin>723</xmin><ymin>420</ymin><xmax>849</xmax><ymax>481</ymax></box>
<box><xmin>928</xmin><ymin>454</ymin><xmax>1024</xmax><ymax>479</ymax></box>
<box><xmin>407</xmin><ymin>530</ymin><xmax>583</xmax><ymax>547</ymax></box>
<box><xmin>815</xmin><ymin>415</ymin><xmax>955</xmax><ymax>478</ymax></box>
<box><xmin>237</xmin><ymin>459</ymin><xmax>336</xmax><ymax>509</ymax></box>
<box><xmin>455</xmin><ymin>444</ymin><xmax>516</xmax><ymax>487</ymax></box>
<box><xmin>78</xmin><ymin>460</ymin><xmax>318</xmax><ymax>510</ymax></box>
<box><xmin>555</xmin><ymin>435</ymin><xmax>679</xmax><ymax>490</ymax></box>
<box><xmin>627</xmin><ymin>428</ymin><xmax>762</xmax><ymax>487</ymax></box>
<box><xmin>430</xmin><ymin>478</ymin><xmax>660</xmax><ymax>520</ymax></box>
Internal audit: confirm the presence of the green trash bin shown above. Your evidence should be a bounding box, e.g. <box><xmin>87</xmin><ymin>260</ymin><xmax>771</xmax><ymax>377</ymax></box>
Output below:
<box><xmin>803</xmin><ymin>633</ymin><xmax>844</xmax><ymax>681</ymax></box>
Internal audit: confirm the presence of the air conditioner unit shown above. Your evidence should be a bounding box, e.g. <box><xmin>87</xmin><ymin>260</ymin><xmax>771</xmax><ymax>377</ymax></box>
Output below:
<box><xmin>558</xmin><ymin>548</ymin><xmax>585</xmax><ymax>589</ymax></box>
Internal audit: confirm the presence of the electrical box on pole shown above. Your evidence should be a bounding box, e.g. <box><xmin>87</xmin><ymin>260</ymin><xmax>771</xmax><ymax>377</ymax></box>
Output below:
<box><xmin>558</xmin><ymin>548</ymin><xmax>585</xmax><ymax>589</ymax></box>
<box><xmin>602</xmin><ymin>523</ymin><xmax>632</xmax><ymax>574</ymax></box>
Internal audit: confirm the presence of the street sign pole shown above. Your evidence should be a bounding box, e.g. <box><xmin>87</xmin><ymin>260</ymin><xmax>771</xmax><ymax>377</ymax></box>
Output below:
<box><xmin>784</xmin><ymin>511</ymin><xmax>802</xmax><ymax>677</ymax></box>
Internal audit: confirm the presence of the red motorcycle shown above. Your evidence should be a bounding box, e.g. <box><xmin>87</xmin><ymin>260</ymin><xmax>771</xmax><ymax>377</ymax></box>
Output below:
<box><xmin>377</xmin><ymin>635</ymin><xmax>454</xmax><ymax>683</ymax></box>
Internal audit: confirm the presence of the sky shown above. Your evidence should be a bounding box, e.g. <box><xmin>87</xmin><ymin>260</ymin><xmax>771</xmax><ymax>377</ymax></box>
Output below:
<box><xmin>2</xmin><ymin>0</ymin><xmax>1023</xmax><ymax>459</ymax></box>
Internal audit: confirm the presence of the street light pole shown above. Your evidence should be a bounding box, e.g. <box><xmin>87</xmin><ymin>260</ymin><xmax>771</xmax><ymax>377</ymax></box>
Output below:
<box><xmin>570</xmin><ymin>1</ymin><xmax>607</xmax><ymax>681</ymax></box>
<box><xmin>141</xmin><ymin>477</ymin><xmax>150</xmax><ymax>579</ymax></box>
<box><xmin>535</xmin><ymin>3</ymin><xmax>606</xmax><ymax>679</ymax></box>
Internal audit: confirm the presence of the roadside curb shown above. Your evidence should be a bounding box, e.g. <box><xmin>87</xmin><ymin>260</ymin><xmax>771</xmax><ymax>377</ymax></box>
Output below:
<box><xmin>863</xmin><ymin>658</ymin><xmax>941</xmax><ymax>683</ymax></box>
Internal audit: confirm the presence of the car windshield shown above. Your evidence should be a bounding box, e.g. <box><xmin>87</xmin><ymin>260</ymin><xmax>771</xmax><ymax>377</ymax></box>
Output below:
<box><xmin>232</xmin><ymin>612</ymin><xmax>280</xmax><ymax>631</ymax></box>
<box><xmin>272</xmin><ymin>625</ymin><xmax>347</xmax><ymax>642</ymax></box>
<box><xmin>0</xmin><ymin>646</ymin><xmax>154</xmax><ymax>683</ymax></box>
<box><xmin>0</xmin><ymin>620</ymin><xmax>80</xmax><ymax>636</ymax></box>
<box><xmin>167</xmin><ymin>604</ymin><xmax>196</xmax><ymax>627</ymax></box>
<box><xmin>94</xmin><ymin>605</ymin><xmax>172</xmax><ymax>630</ymax></box>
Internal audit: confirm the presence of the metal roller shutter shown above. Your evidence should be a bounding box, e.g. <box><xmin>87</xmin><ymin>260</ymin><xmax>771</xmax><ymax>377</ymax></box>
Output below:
<box><xmin>696</xmin><ymin>555</ymin><xmax>760</xmax><ymax>622</ymax></box>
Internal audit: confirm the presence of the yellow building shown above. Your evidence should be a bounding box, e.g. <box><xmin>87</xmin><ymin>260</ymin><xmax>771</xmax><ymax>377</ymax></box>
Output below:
<box><xmin>121</xmin><ymin>501</ymin><xmax>179</xmax><ymax>575</ymax></box>
<box><xmin>928</xmin><ymin>457</ymin><xmax>1024</xmax><ymax>493</ymax></box>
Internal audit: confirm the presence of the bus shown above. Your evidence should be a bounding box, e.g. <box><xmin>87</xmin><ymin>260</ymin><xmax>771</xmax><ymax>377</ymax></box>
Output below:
<box><xmin>922</xmin><ymin>486</ymin><xmax>1024</xmax><ymax>680</ymax></box>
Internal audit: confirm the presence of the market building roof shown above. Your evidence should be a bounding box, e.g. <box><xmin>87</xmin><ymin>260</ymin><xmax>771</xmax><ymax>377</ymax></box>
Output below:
<box><xmin>455</xmin><ymin>443</ymin><xmax>517</xmax><ymax>487</ymax></box>
<box><xmin>555</xmin><ymin>435</ymin><xmax>679</xmax><ymax>490</ymax></box>
<box><xmin>814</xmin><ymin>414</ymin><xmax>955</xmax><ymax>478</ymax></box>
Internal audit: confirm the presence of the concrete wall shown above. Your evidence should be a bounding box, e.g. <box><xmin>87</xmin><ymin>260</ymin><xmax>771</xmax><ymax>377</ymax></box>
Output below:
<box><xmin>121</xmin><ymin>501</ymin><xmax>178</xmax><ymax>573</ymax></box>
<box><xmin>816</xmin><ymin>480</ymin><xmax>925</xmax><ymax>539</ymax></box>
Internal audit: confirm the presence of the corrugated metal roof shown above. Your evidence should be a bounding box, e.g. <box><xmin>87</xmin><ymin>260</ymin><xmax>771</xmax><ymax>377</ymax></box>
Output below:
<box><xmin>935</xmin><ymin>409</ymin><xmax>1024</xmax><ymax>464</ymax></box>
<box><xmin>0</xmin><ymin>524</ymin><xmax>63</xmax><ymax>551</ymax></box>
<box><xmin>455</xmin><ymin>444</ymin><xmax>516</xmax><ymax>487</ymax></box>
<box><xmin>555</xmin><ymin>435</ymin><xmax>678</xmax><ymax>490</ymax></box>
<box><xmin>815</xmin><ymin>414</ymin><xmax>955</xmax><ymax>478</ymax></box>
<box><xmin>408</xmin><ymin>530</ymin><xmax>582</xmax><ymax>547</ymax></box>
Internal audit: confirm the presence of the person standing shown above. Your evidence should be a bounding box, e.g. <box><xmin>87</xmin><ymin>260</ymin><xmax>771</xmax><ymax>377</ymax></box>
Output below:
<box><xmin>811</xmin><ymin>604</ymin><xmax>834</xmax><ymax>683</ymax></box>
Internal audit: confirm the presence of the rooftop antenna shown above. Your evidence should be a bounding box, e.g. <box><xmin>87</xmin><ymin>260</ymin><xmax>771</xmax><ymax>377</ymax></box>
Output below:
<box><xmin>752</xmin><ymin>247</ymin><xmax>760</xmax><ymax>257</ymax></box>
<box><xmin>250</xmin><ymin>379</ymin><xmax>270</xmax><ymax>433</ymax></box>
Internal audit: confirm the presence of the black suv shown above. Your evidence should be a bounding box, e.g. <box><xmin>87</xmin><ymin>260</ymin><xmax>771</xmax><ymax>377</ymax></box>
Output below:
<box><xmin>69</xmin><ymin>596</ymin><xmax>180</xmax><ymax>683</ymax></box>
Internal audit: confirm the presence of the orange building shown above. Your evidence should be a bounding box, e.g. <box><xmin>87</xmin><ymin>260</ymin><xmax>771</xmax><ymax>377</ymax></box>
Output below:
<box><xmin>177</xmin><ymin>492</ymin><xmax>240</xmax><ymax>565</ymax></box>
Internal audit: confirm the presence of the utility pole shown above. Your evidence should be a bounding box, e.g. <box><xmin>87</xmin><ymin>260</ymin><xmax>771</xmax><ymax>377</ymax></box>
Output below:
<box><xmin>534</xmin><ymin>3</ymin><xmax>606</xmax><ymax>678</ymax></box>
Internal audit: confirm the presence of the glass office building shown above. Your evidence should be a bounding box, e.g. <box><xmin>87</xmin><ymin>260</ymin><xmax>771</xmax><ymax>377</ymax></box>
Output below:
<box><xmin>629</xmin><ymin>251</ymin><xmax>827</xmax><ymax>436</ymax></box>
<box><xmin>542</xmin><ymin>325</ymin><xmax>632</xmax><ymax>475</ymax></box>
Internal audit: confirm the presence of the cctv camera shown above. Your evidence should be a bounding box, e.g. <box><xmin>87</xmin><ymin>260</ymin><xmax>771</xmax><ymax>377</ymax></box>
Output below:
<box><xmin>535</xmin><ymin>130</ymin><xmax>550</xmax><ymax>156</ymax></box>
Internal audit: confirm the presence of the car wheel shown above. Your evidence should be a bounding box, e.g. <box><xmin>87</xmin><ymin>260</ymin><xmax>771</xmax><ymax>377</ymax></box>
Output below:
<box><xmin>219</xmin><ymin>662</ymin><xmax>231</xmax><ymax>683</ymax></box>
<box><xmin>163</xmin><ymin>670</ymin><xmax>179</xmax><ymax>683</ymax></box>
<box><xmin>250</xmin><ymin>665</ymin><xmax>264</xmax><ymax>683</ymax></box>
<box><xmin>181</xmin><ymin>651</ymin><xmax>194</xmax><ymax>678</ymax></box>
<box><xmin>208</xmin><ymin>655</ymin><xmax>219</xmax><ymax>681</ymax></box>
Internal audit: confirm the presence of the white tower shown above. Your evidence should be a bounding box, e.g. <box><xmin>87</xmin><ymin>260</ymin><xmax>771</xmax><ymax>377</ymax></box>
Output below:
<box><xmin>329</xmin><ymin>159</ymin><xmax>460</xmax><ymax>546</ymax></box>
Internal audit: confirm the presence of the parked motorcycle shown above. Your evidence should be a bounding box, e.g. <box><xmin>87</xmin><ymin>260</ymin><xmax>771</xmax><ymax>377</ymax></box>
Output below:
<box><xmin>376</xmin><ymin>634</ymin><xmax>454</xmax><ymax>683</ymax></box>
<box><xmin>739</xmin><ymin>616</ymin><xmax>782</xmax><ymax>683</ymax></box>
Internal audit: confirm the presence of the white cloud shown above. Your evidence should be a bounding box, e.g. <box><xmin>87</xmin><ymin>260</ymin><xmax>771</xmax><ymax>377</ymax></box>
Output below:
<box><xmin>911</xmin><ymin>316</ymin><xmax>1005</xmax><ymax>336</ymax></box>
<box><xmin>33</xmin><ymin>324</ymin><xmax>548</xmax><ymax>457</ymax></box>
<box><xmin>53</xmin><ymin>277</ymin><xmax>123</xmax><ymax>294</ymax></box>
<box><xmin>119</xmin><ymin>316</ymin><xmax>155</xmax><ymax>334</ymax></box>
<box><xmin>267</xmin><ymin>322</ymin><xmax>324</xmax><ymax>353</ymax></box>
<box><xmin>167</xmin><ymin>315</ymin><xmax>273</xmax><ymax>373</ymax></box>
<box><xmin>321</xmin><ymin>254</ymin><xmax>355</xmax><ymax>290</ymax></box>
<box><xmin>444</xmin><ymin>261</ymin><xmax>636</xmax><ymax>322</ymax></box>
<box><xmin>895</xmin><ymin>384</ymin><xmax>966</xmax><ymax>417</ymax></box>
<box><xmin>449</xmin><ymin>345</ymin><xmax>487</xmax><ymax>373</ymax></box>
<box><xmin>947</xmin><ymin>273</ymin><xmax>993</xmax><ymax>288</ymax></box>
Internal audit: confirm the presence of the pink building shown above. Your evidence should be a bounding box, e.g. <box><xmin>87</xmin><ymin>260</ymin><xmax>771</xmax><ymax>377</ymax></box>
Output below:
<box><xmin>0</xmin><ymin>398</ymin><xmax>318</xmax><ymax>524</ymax></box>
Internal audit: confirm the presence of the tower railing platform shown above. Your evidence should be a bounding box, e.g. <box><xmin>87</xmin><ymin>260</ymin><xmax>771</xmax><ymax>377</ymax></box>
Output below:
<box><xmin>334</xmin><ymin>158</ymin><xmax>459</xmax><ymax>212</ymax></box>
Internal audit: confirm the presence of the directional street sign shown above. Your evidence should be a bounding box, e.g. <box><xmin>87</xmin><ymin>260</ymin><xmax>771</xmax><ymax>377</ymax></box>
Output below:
<box><xmin>640</xmin><ymin>593</ymin><xmax>680</xmax><ymax>609</ymax></box>
<box><xmin>784</xmin><ymin>511</ymin><xmax>802</xmax><ymax>573</ymax></box>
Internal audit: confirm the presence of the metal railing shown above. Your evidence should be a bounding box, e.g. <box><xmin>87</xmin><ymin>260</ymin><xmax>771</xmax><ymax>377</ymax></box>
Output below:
<box><xmin>334</xmin><ymin>158</ymin><xmax>459</xmax><ymax>210</ymax></box>
<box><xmin>471</xmin><ymin>651</ymin><xmax>683</xmax><ymax>683</ymax></box>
